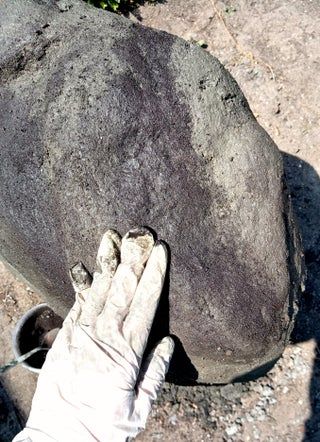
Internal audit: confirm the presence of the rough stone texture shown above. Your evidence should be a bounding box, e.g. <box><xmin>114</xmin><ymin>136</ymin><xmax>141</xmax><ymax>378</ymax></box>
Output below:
<box><xmin>0</xmin><ymin>0</ymin><xmax>303</xmax><ymax>383</ymax></box>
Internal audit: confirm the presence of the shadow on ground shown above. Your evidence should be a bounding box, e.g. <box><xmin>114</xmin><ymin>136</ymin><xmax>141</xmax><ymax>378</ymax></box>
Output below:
<box><xmin>283</xmin><ymin>153</ymin><xmax>320</xmax><ymax>441</ymax></box>
<box><xmin>0</xmin><ymin>381</ymin><xmax>23</xmax><ymax>441</ymax></box>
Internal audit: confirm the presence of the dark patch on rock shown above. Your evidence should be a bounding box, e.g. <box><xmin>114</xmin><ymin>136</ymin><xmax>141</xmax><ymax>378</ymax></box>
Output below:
<box><xmin>0</xmin><ymin>0</ymin><xmax>303</xmax><ymax>383</ymax></box>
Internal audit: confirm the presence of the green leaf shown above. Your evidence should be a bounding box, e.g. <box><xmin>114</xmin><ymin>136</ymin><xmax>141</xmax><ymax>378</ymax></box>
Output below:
<box><xmin>84</xmin><ymin>0</ymin><xmax>146</xmax><ymax>13</ymax></box>
<box><xmin>108</xmin><ymin>0</ymin><xmax>120</xmax><ymax>11</ymax></box>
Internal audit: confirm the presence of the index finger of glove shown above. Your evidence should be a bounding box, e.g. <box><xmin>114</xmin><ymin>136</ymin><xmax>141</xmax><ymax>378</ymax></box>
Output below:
<box><xmin>98</xmin><ymin>227</ymin><xmax>154</xmax><ymax>330</ymax></box>
<box><xmin>123</xmin><ymin>241</ymin><xmax>168</xmax><ymax>360</ymax></box>
<box><xmin>79</xmin><ymin>229</ymin><xmax>121</xmax><ymax>326</ymax></box>
<box><xmin>63</xmin><ymin>262</ymin><xmax>93</xmax><ymax>329</ymax></box>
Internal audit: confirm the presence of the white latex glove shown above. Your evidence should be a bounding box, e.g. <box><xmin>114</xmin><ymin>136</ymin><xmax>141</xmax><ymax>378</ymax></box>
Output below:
<box><xmin>14</xmin><ymin>227</ymin><xmax>174</xmax><ymax>442</ymax></box>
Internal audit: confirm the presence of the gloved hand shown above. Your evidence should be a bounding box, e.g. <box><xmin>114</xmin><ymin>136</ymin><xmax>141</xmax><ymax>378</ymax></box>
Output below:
<box><xmin>13</xmin><ymin>227</ymin><xmax>174</xmax><ymax>442</ymax></box>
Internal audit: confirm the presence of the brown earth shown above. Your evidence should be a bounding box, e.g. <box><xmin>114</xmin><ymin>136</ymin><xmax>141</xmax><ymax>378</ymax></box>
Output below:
<box><xmin>1</xmin><ymin>0</ymin><xmax>319</xmax><ymax>441</ymax></box>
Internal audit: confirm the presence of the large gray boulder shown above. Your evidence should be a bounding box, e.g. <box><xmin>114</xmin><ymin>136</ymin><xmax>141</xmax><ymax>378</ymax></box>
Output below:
<box><xmin>0</xmin><ymin>0</ymin><xmax>303</xmax><ymax>383</ymax></box>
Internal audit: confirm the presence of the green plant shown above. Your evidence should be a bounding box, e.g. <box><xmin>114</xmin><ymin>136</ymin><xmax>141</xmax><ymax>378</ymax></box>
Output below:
<box><xmin>85</xmin><ymin>0</ymin><xmax>147</xmax><ymax>12</ymax></box>
<box><xmin>86</xmin><ymin>0</ymin><xmax>120</xmax><ymax>11</ymax></box>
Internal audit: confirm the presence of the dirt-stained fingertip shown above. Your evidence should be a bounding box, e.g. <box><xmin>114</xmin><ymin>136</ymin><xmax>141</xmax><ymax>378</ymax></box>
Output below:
<box><xmin>121</xmin><ymin>227</ymin><xmax>155</xmax><ymax>270</ymax></box>
<box><xmin>69</xmin><ymin>262</ymin><xmax>92</xmax><ymax>292</ymax></box>
<box><xmin>101</xmin><ymin>229</ymin><xmax>122</xmax><ymax>249</ymax></box>
<box><xmin>151</xmin><ymin>241</ymin><xmax>168</xmax><ymax>274</ymax></box>
<box><xmin>158</xmin><ymin>336</ymin><xmax>175</xmax><ymax>358</ymax></box>
<box><xmin>124</xmin><ymin>227</ymin><xmax>154</xmax><ymax>241</ymax></box>
<box><xmin>97</xmin><ymin>229</ymin><xmax>121</xmax><ymax>273</ymax></box>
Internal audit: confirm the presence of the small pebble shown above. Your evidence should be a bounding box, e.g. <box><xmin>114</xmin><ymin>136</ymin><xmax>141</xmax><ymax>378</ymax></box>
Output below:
<box><xmin>225</xmin><ymin>424</ymin><xmax>238</xmax><ymax>436</ymax></box>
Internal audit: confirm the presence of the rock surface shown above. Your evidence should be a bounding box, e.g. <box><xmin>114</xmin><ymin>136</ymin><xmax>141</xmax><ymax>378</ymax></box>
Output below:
<box><xmin>0</xmin><ymin>0</ymin><xmax>303</xmax><ymax>383</ymax></box>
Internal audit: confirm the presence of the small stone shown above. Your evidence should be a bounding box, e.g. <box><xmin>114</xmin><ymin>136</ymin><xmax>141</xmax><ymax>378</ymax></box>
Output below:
<box><xmin>168</xmin><ymin>414</ymin><xmax>178</xmax><ymax>426</ymax></box>
<box><xmin>262</xmin><ymin>386</ymin><xmax>274</xmax><ymax>397</ymax></box>
<box><xmin>225</xmin><ymin>424</ymin><xmax>238</xmax><ymax>436</ymax></box>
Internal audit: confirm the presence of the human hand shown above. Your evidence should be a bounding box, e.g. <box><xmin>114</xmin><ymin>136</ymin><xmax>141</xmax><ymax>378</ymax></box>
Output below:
<box><xmin>14</xmin><ymin>227</ymin><xmax>174</xmax><ymax>442</ymax></box>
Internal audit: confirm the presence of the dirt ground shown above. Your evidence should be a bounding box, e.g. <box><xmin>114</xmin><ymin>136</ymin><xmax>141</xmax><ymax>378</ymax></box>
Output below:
<box><xmin>1</xmin><ymin>0</ymin><xmax>319</xmax><ymax>441</ymax></box>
